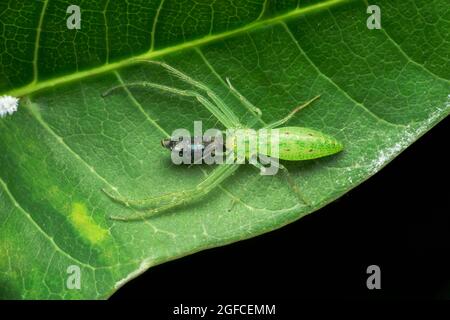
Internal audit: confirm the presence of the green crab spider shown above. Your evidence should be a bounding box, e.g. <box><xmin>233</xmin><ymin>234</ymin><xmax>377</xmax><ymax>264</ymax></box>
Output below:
<box><xmin>102</xmin><ymin>61</ymin><xmax>343</xmax><ymax>221</ymax></box>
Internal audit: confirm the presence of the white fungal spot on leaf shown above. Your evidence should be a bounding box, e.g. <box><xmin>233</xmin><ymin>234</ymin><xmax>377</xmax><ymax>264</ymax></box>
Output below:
<box><xmin>0</xmin><ymin>95</ymin><xmax>19</xmax><ymax>118</ymax></box>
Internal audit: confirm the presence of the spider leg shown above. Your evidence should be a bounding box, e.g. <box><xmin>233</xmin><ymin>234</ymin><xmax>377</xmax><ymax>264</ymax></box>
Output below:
<box><xmin>107</xmin><ymin>163</ymin><xmax>240</xmax><ymax>221</ymax></box>
<box><xmin>102</xmin><ymin>81</ymin><xmax>236</xmax><ymax>129</ymax></box>
<box><xmin>252</xmin><ymin>155</ymin><xmax>310</xmax><ymax>205</ymax></box>
<box><xmin>264</xmin><ymin>95</ymin><xmax>320</xmax><ymax>129</ymax></box>
<box><xmin>138</xmin><ymin>60</ymin><xmax>243</xmax><ymax>129</ymax></box>
<box><xmin>224</xmin><ymin>77</ymin><xmax>266</xmax><ymax>127</ymax></box>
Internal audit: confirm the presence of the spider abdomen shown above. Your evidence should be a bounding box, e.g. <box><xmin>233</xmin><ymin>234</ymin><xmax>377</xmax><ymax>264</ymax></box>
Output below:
<box><xmin>227</xmin><ymin>127</ymin><xmax>343</xmax><ymax>161</ymax></box>
<box><xmin>274</xmin><ymin>127</ymin><xmax>343</xmax><ymax>160</ymax></box>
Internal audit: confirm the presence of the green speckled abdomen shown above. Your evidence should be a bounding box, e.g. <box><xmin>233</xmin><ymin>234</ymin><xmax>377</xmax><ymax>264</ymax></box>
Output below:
<box><xmin>271</xmin><ymin>127</ymin><xmax>343</xmax><ymax>160</ymax></box>
<box><xmin>228</xmin><ymin>127</ymin><xmax>343</xmax><ymax>161</ymax></box>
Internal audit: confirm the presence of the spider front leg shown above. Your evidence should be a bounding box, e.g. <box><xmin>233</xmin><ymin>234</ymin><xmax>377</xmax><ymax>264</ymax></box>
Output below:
<box><xmin>224</xmin><ymin>78</ymin><xmax>265</xmax><ymax>121</ymax></box>
<box><xmin>264</xmin><ymin>95</ymin><xmax>320</xmax><ymax>129</ymax></box>
<box><xmin>138</xmin><ymin>60</ymin><xmax>243</xmax><ymax>128</ymax></box>
<box><xmin>144</xmin><ymin>61</ymin><xmax>265</xmax><ymax>129</ymax></box>
<box><xmin>107</xmin><ymin>163</ymin><xmax>240</xmax><ymax>221</ymax></box>
<box><xmin>102</xmin><ymin>81</ymin><xmax>236</xmax><ymax>129</ymax></box>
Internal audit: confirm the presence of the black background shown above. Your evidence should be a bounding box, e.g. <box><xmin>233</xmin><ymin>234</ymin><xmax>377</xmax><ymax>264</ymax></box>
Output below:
<box><xmin>111</xmin><ymin>116</ymin><xmax>450</xmax><ymax>300</ymax></box>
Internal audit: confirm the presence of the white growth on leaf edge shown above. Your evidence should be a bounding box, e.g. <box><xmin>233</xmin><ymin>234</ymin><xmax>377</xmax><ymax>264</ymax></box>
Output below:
<box><xmin>0</xmin><ymin>95</ymin><xmax>19</xmax><ymax>118</ymax></box>
<box><xmin>367</xmin><ymin>94</ymin><xmax>450</xmax><ymax>176</ymax></box>
<box><xmin>114</xmin><ymin>257</ymin><xmax>155</xmax><ymax>290</ymax></box>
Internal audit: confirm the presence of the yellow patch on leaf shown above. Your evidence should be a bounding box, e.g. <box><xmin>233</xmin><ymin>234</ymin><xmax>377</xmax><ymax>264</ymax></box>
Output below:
<box><xmin>70</xmin><ymin>203</ymin><xmax>108</xmax><ymax>244</ymax></box>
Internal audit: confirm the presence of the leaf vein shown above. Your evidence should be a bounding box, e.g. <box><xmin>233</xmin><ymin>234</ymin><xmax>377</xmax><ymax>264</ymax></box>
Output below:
<box><xmin>32</xmin><ymin>0</ymin><xmax>49</xmax><ymax>83</ymax></box>
<box><xmin>113</xmin><ymin>70</ymin><xmax>170</xmax><ymax>137</ymax></box>
<box><xmin>150</xmin><ymin>0</ymin><xmax>166</xmax><ymax>52</ymax></box>
<box><xmin>281</xmin><ymin>22</ymin><xmax>407</xmax><ymax>129</ymax></box>
<box><xmin>5</xmin><ymin>0</ymin><xmax>357</xmax><ymax>97</ymax></box>
<box><xmin>0</xmin><ymin>176</ymin><xmax>95</xmax><ymax>270</ymax></box>
<box><xmin>362</xmin><ymin>0</ymin><xmax>450</xmax><ymax>84</ymax></box>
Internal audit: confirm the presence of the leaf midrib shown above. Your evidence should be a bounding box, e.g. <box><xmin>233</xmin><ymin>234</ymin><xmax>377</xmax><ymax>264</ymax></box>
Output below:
<box><xmin>4</xmin><ymin>0</ymin><xmax>356</xmax><ymax>98</ymax></box>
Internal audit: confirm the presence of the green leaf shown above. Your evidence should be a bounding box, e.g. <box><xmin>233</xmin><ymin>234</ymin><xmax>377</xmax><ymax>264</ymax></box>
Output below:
<box><xmin>0</xmin><ymin>0</ymin><xmax>449</xmax><ymax>299</ymax></box>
